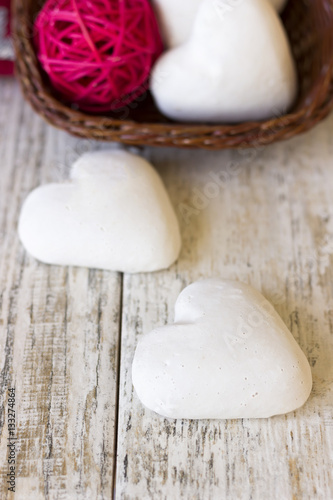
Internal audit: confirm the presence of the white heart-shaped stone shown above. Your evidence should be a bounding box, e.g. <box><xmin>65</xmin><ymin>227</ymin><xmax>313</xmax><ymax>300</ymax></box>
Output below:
<box><xmin>18</xmin><ymin>150</ymin><xmax>181</xmax><ymax>273</ymax></box>
<box><xmin>132</xmin><ymin>280</ymin><xmax>312</xmax><ymax>419</ymax></box>
<box><xmin>151</xmin><ymin>0</ymin><xmax>297</xmax><ymax>123</ymax></box>
<box><xmin>152</xmin><ymin>0</ymin><xmax>202</xmax><ymax>48</ymax></box>
<box><xmin>153</xmin><ymin>0</ymin><xmax>288</xmax><ymax>49</ymax></box>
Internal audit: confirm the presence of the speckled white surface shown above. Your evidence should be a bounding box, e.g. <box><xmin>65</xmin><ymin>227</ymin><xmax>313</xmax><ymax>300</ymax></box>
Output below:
<box><xmin>18</xmin><ymin>149</ymin><xmax>181</xmax><ymax>273</ymax></box>
<box><xmin>133</xmin><ymin>279</ymin><xmax>312</xmax><ymax>419</ymax></box>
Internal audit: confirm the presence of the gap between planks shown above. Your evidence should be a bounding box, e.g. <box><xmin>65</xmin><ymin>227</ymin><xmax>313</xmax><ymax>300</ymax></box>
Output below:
<box><xmin>112</xmin><ymin>272</ymin><xmax>124</xmax><ymax>500</ymax></box>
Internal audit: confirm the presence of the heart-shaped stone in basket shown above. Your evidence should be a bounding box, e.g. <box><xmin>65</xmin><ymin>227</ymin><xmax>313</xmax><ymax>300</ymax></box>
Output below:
<box><xmin>151</xmin><ymin>0</ymin><xmax>297</xmax><ymax>123</ymax></box>
<box><xmin>132</xmin><ymin>279</ymin><xmax>312</xmax><ymax>419</ymax></box>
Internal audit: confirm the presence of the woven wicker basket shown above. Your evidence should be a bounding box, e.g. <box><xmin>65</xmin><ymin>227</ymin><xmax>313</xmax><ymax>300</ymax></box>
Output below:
<box><xmin>12</xmin><ymin>0</ymin><xmax>333</xmax><ymax>150</ymax></box>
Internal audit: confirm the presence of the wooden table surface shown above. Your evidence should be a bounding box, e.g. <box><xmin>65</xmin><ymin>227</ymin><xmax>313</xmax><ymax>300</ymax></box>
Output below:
<box><xmin>0</xmin><ymin>78</ymin><xmax>332</xmax><ymax>500</ymax></box>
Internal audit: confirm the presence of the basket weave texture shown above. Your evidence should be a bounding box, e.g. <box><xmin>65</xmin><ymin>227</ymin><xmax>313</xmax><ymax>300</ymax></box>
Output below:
<box><xmin>12</xmin><ymin>0</ymin><xmax>333</xmax><ymax>150</ymax></box>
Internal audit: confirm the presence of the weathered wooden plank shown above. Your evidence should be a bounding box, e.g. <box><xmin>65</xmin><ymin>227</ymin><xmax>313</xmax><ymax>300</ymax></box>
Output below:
<box><xmin>115</xmin><ymin>119</ymin><xmax>333</xmax><ymax>499</ymax></box>
<box><xmin>0</xmin><ymin>80</ymin><xmax>121</xmax><ymax>499</ymax></box>
<box><xmin>2</xmin><ymin>76</ymin><xmax>333</xmax><ymax>500</ymax></box>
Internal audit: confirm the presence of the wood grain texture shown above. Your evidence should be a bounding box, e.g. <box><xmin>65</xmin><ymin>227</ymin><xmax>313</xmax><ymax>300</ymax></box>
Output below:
<box><xmin>1</xmin><ymin>78</ymin><xmax>333</xmax><ymax>500</ymax></box>
<box><xmin>0</xmin><ymin>80</ymin><xmax>121</xmax><ymax>499</ymax></box>
<box><xmin>115</xmin><ymin>127</ymin><xmax>333</xmax><ymax>499</ymax></box>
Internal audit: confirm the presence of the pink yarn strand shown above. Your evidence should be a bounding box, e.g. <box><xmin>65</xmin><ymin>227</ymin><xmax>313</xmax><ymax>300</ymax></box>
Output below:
<box><xmin>71</xmin><ymin>0</ymin><xmax>102</xmax><ymax>61</ymax></box>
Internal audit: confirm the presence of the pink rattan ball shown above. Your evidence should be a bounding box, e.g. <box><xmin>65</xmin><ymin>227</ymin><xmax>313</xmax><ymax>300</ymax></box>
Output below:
<box><xmin>34</xmin><ymin>0</ymin><xmax>163</xmax><ymax>112</ymax></box>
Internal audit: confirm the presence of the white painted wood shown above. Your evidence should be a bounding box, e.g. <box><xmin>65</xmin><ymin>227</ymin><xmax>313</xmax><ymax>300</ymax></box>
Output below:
<box><xmin>1</xmin><ymin>78</ymin><xmax>333</xmax><ymax>500</ymax></box>
<box><xmin>116</xmin><ymin>120</ymin><xmax>333</xmax><ymax>499</ymax></box>
<box><xmin>0</xmin><ymin>80</ymin><xmax>121</xmax><ymax>499</ymax></box>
